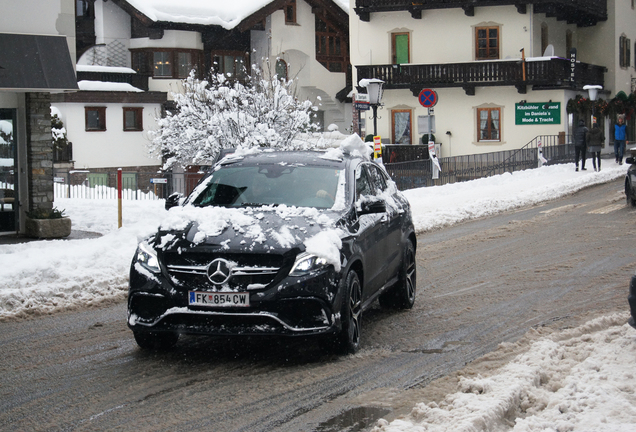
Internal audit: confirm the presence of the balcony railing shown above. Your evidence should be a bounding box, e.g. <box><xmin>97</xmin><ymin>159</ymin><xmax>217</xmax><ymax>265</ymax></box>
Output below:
<box><xmin>356</xmin><ymin>58</ymin><xmax>606</xmax><ymax>95</ymax></box>
<box><xmin>354</xmin><ymin>0</ymin><xmax>607</xmax><ymax>26</ymax></box>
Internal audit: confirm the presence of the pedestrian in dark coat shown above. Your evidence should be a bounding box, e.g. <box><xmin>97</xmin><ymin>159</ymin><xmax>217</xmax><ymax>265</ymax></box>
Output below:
<box><xmin>573</xmin><ymin>119</ymin><xmax>589</xmax><ymax>171</ymax></box>
<box><xmin>587</xmin><ymin>122</ymin><xmax>604</xmax><ymax>171</ymax></box>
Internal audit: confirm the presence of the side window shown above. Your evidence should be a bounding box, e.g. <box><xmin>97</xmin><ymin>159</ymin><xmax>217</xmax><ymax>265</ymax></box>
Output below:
<box><xmin>476</xmin><ymin>26</ymin><xmax>499</xmax><ymax>60</ymax></box>
<box><xmin>275</xmin><ymin>59</ymin><xmax>288</xmax><ymax>80</ymax></box>
<box><xmin>392</xmin><ymin>109</ymin><xmax>412</xmax><ymax>144</ymax></box>
<box><xmin>285</xmin><ymin>0</ymin><xmax>296</xmax><ymax>24</ymax></box>
<box><xmin>85</xmin><ymin>107</ymin><xmax>106</xmax><ymax>131</ymax></box>
<box><xmin>355</xmin><ymin>166</ymin><xmax>373</xmax><ymax>200</ymax></box>
<box><xmin>620</xmin><ymin>35</ymin><xmax>631</xmax><ymax>68</ymax></box>
<box><xmin>477</xmin><ymin>107</ymin><xmax>501</xmax><ymax>141</ymax></box>
<box><xmin>367</xmin><ymin>164</ymin><xmax>388</xmax><ymax>193</ymax></box>
<box><xmin>123</xmin><ymin>107</ymin><xmax>143</xmax><ymax>131</ymax></box>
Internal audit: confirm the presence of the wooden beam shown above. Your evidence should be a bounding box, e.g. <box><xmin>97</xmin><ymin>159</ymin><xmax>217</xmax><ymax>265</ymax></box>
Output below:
<box><xmin>515</xmin><ymin>4</ymin><xmax>527</xmax><ymax>14</ymax></box>
<box><xmin>462</xmin><ymin>5</ymin><xmax>474</xmax><ymax>17</ymax></box>
<box><xmin>463</xmin><ymin>85</ymin><xmax>475</xmax><ymax>96</ymax></box>
<box><xmin>357</xmin><ymin>9</ymin><xmax>370</xmax><ymax>22</ymax></box>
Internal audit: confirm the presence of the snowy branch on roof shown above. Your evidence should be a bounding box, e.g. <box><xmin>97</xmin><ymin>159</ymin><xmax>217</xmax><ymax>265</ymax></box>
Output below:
<box><xmin>150</xmin><ymin>66</ymin><xmax>319</xmax><ymax>169</ymax></box>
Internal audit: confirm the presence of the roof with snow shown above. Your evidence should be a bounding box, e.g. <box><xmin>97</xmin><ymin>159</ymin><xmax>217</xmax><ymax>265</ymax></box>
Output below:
<box><xmin>116</xmin><ymin>0</ymin><xmax>348</xmax><ymax>29</ymax></box>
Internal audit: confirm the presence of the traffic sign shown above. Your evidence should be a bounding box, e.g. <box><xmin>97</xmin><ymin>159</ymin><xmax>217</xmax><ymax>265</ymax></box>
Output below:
<box><xmin>418</xmin><ymin>88</ymin><xmax>438</xmax><ymax>108</ymax></box>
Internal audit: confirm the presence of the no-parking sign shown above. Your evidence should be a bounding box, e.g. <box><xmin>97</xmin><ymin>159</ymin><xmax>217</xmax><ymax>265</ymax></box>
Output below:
<box><xmin>418</xmin><ymin>88</ymin><xmax>438</xmax><ymax>108</ymax></box>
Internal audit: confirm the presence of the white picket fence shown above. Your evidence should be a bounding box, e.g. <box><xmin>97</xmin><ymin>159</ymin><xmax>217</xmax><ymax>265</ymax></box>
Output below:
<box><xmin>54</xmin><ymin>183</ymin><xmax>159</xmax><ymax>200</ymax></box>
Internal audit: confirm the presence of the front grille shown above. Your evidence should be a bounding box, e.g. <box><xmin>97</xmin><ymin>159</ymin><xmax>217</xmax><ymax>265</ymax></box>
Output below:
<box><xmin>163</xmin><ymin>251</ymin><xmax>286</xmax><ymax>291</ymax></box>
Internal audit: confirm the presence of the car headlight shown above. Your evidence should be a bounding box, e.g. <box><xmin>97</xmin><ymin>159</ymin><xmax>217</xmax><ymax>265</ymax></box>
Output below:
<box><xmin>136</xmin><ymin>241</ymin><xmax>161</xmax><ymax>274</ymax></box>
<box><xmin>290</xmin><ymin>252</ymin><xmax>329</xmax><ymax>276</ymax></box>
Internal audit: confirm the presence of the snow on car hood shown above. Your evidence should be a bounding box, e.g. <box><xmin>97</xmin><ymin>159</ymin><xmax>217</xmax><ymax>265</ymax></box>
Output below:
<box><xmin>153</xmin><ymin>204</ymin><xmax>346</xmax><ymax>267</ymax></box>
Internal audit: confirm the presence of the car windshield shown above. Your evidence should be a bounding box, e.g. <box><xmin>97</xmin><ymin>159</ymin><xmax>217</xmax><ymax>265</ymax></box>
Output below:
<box><xmin>191</xmin><ymin>163</ymin><xmax>345</xmax><ymax>209</ymax></box>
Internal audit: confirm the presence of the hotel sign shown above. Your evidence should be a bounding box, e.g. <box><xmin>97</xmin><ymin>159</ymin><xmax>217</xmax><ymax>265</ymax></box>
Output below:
<box><xmin>515</xmin><ymin>102</ymin><xmax>561</xmax><ymax>125</ymax></box>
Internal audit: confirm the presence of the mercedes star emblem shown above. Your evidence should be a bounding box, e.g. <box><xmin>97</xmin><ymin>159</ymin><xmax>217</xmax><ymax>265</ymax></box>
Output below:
<box><xmin>207</xmin><ymin>258</ymin><xmax>232</xmax><ymax>285</ymax></box>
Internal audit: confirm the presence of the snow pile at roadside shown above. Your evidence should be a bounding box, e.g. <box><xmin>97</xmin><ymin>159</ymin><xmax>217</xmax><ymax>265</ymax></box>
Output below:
<box><xmin>404</xmin><ymin>163</ymin><xmax>626</xmax><ymax>234</ymax></box>
<box><xmin>372</xmin><ymin>313</ymin><xmax>636</xmax><ymax>432</ymax></box>
<box><xmin>0</xmin><ymin>199</ymin><xmax>166</xmax><ymax>319</ymax></box>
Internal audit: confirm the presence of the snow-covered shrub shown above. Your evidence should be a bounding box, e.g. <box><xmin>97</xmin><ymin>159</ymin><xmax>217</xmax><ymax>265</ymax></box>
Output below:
<box><xmin>150</xmin><ymin>65</ymin><xmax>319</xmax><ymax>169</ymax></box>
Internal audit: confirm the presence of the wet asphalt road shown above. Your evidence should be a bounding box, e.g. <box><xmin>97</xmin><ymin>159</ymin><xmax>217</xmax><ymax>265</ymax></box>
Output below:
<box><xmin>1</xmin><ymin>178</ymin><xmax>634</xmax><ymax>431</ymax></box>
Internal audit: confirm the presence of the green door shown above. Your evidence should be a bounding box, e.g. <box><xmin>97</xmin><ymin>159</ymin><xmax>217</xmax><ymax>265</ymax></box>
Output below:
<box><xmin>393</xmin><ymin>33</ymin><xmax>409</xmax><ymax>64</ymax></box>
<box><xmin>87</xmin><ymin>173</ymin><xmax>108</xmax><ymax>188</ymax></box>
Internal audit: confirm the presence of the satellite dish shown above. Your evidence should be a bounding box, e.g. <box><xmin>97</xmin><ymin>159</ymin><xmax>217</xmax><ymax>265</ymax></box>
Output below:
<box><xmin>543</xmin><ymin>44</ymin><xmax>554</xmax><ymax>57</ymax></box>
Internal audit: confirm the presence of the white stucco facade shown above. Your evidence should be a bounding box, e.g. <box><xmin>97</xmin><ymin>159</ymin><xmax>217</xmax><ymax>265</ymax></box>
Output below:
<box><xmin>52</xmin><ymin>101</ymin><xmax>161</xmax><ymax>169</ymax></box>
<box><xmin>0</xmin><ymin>0</ymin><xmax>76</xmax><ymax>61</ymax></box>
<box><xmin>350</xmin><ymin>1</ymin><xmax>631</xmax><ymax>157</ymax></box>
<box><xmin>255</xmin><ymin>0</ymin><xmax>352</xmax><ymax>132</ymax></box>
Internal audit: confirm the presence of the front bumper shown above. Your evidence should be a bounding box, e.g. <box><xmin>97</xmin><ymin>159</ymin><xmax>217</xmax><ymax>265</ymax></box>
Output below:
<box><xmin>128</xmin><ymin>266</ymin><xmax>342</xmax><ymax>337</ymax></box>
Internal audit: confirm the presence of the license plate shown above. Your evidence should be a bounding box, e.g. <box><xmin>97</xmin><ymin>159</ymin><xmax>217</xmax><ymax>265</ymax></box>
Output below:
<box><xmin>189</xmin><ymin>291</ymin><xmax>250</xmax><ymax>307</ymax></box>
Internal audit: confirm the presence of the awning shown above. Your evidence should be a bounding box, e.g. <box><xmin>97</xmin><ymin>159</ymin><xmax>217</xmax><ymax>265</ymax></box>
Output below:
<box><xmin>0</xmin><ymin>33</ymin><xmax>78</xmax><ymax>92</ymax></box>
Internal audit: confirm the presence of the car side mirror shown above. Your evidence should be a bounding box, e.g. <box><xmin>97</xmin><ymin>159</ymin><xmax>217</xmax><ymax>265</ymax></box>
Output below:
<box><xmin>358</xmin><ymin>198</ymin><xmax>386</xmax><ymax>215</ymax></box>
<box><xmin>165</xmin><ymin>192</ymin><xmax>183</xmax><ymax>210</ymax></box>
<box><xmin>626</xmin><ymin>157</ymin><xmax>635</xmax><ymax>165</ymax></box>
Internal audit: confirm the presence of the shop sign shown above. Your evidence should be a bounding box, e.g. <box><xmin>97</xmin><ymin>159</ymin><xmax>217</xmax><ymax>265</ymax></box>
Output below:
<box><xmin>515</xmin><ymin>102</ymin><xmax>561</xmax><ymax>125</ymax></box>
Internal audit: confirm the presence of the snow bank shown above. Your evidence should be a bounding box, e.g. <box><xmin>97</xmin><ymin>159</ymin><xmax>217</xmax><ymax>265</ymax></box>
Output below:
<box><xmin>372</xmin><ymin>313</ymin><xmax>636</xmax><ymax>432</ymax></box>
<box><xmin>404</xmin><ymin>163</ymin><xmax>626</xmax><ymax>234</ymax></box>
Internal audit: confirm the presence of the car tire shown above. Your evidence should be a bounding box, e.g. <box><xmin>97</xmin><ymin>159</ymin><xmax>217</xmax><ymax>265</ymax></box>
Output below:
<box><xmin>133</xmin><ymin>331</ymin><xmax>179</xmax><ymax>350</ymax></box>
<box><xmin>332</xmin><ymin>270</ymin><xmax>362</xmax><ymax>355</ymax></box>
<box><xmin>627</xmin><ymin>182</ymin><xmax>636</xmax><ymax>207</ymax></box>
<box><xmin>379</xmin><ymin>241</ymin><xmax>416</xmax><ymax>309</ymax></box>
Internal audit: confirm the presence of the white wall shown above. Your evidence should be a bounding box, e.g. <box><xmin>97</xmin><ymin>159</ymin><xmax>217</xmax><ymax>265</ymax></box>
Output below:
<box><xmin>53</xmin><ymin>102</ymin><xmax>162</xmax><ymax>168</ymax></box>
<box><xmin>375</xmin><ymin>86</ymin><xmax>569</xmax><ymax>157</ymax></box>
<box><xmin>264</xmin><ymin>0</ymin><xmax>349</xmax><ymax>131</ymax></box>
<box><xmin>95</xmin><ymin>0</ymin><xmax>131</xmax><ymax>56</ymax></box>
<box><xmin>0</xmin><ymin>0</ymin><xmax>76</xmax><ymax>64</ymax></box>
<box><xmin>349</xmin><ymin>2</ymin><xmax>624</xmax><ymax>155</ymax></box>
<box><xmin>129</xmin><ymin>30</ymin><xmax>203</xmax><ymax>50</ymax></box>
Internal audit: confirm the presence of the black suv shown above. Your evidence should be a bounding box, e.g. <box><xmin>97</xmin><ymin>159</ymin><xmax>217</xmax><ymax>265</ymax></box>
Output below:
<box><xmin>128</xmin><ymin>150</ymin><xmax>417</xmax><ymax>354</ymax></box>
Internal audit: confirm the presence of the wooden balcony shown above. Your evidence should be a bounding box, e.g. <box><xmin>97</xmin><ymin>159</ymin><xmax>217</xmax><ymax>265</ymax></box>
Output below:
<box><xmin>354</xmin><ymin>0</ymin><xmax>607</xmax><ymax>27</ymax></box>
<box><xmin>356</xmin><ymin>57</ymin><xmax>606</xmax><ymax>95</ymax></box>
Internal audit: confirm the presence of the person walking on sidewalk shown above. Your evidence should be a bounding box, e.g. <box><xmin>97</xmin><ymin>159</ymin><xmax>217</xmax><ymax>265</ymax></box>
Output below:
<box><xmin>574</xmin><ymin>119</ymin><xmax>588</xmax><ymax>171</ymax></box>
<box><xmin>614</xmin><ymin>115</ymin><xmax>628</xmax><ymax>165</ymax></box>
<box><xmin>587</xmin><ymin>121</ymin><xmax>605</xmax><ymax>171</ymax></box>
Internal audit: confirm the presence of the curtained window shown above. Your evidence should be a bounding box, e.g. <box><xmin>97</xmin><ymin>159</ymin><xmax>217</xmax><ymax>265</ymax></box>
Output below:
<box><xmin>478</xmin><ymin>107</ymin><xmax>500</xmax><ymax>141</ymax></box>
<box><xmin>392</xmin><ymin>110</ymin><xmax>412</xmax><ymax>144</ymax></box>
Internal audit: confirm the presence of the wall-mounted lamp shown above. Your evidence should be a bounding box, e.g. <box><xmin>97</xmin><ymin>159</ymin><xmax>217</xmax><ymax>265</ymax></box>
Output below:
<box><xmin>543</xmin><ymin>100</ymin><xmax>552</xmax><ymax>109</ymax></box>
<box><xmin>519</xmin><ymin>100</ymin><xmax>527</xmax><ymax>106</ymax></box>
<box><xmin>445</xmin><ymin>131</ymin><xmax>452</xmax><ymax>136</ymax></box>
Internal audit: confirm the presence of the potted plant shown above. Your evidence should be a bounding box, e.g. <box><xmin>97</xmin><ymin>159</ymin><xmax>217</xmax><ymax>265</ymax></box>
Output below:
<box><xmin>25</xmin><ymin>207</ymin><xmax>71</xmax><ymax>239</ymax></box>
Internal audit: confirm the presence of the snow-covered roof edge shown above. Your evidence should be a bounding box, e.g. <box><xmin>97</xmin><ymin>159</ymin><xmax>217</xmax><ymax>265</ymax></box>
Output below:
<box><xmin>119</xmin><ymin>0</ymin><xmax>348</xmax><ymax>30</ymax></box>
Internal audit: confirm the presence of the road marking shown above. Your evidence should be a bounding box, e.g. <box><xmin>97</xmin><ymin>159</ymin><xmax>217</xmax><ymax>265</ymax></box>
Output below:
<box><xmin>588</xmin><ymin>203</ymin><xmax>625</xmax><ymax>214</ymax></box>
<box><xmin>540</xmin><ymin>204</ymin><xmax>579</xmax><ymax>214</ymax></box>
<box><xmin>433</xmin><ymin>281</ymin><xmax>488</xmax><ymax>298</ymax></box>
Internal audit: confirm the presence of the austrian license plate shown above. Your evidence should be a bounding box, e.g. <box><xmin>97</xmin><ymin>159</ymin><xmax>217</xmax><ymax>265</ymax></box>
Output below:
<box><xmin>189</xmin><ymin>291</ymin><xmax>250</xmax><ymax>307</ymax></box>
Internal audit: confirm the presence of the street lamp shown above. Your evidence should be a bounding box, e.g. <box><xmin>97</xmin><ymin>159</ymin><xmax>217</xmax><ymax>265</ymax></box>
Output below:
<box><xmin>365</xmin><ymin>78</ymin><xmax>384</xmax><ymax>137</ymax></box>
<box><xmin>583</xmin><ymin>84</ymin><xmax>602</xmax><ymax>124</ymax></box>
